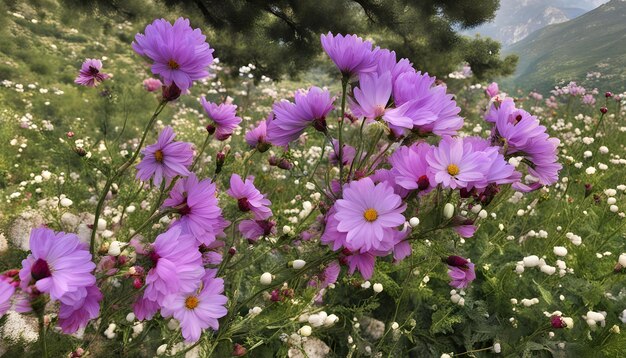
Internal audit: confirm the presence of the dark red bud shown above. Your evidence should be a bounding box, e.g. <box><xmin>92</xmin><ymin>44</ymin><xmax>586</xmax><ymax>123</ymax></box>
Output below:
<box><xmin>228</xmin><ymin>247</ymin><xmax>237</xmax><ymax>256</ymax></box>
<box><xmin>600</xmin><ymin>107</ymin><xmax>608</xmax><ymax>114</ymax></box>
<box><xmin>162</xmin><ymin>83</ymin><xmax>181</xmax><ymax>102</ymax></box>
<box><xmin>206</xmin><ymin>124</ymin><xmax>216</xmax><ymax>135</ymax></box>
<box><xmin>550</xmin><ymin>315</ymin><xmax>566</xmax><ymax>329</ymax></box>
<box><xmin>445</xmin><ymin>255</ymin><xmax>469</xmax><ymax>268</ymax></box>
<box><xmin>232</xmin><ymin>343</ymin><xmax>247</xmax><ymax>356</ymax></box>
<box><xmin>133</xmin><ymin>277</ymin><xmax>143</xmax><ymax>289</ymax></box>
<box><xmin>417</xmin><ymin>175</ymin><xmax>430</xmax><ymax>191</ymax></box>
<box><xmin>605</xmin><ymin>91</ymin><xmax>612</xmax><ymax>98</ymax></box>
<box><xmin>237</xmin><ymin>197</ymin><xmax>251</xmax><ymax>212</ymax></box>
<box><xmin>31</xmin><ymin>259</ymin><xmax>52</xmax><ymax>281</ymax></box>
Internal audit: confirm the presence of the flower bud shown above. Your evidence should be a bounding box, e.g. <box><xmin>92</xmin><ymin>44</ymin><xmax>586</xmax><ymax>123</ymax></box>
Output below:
<box><xmin>260</xmin><ymin>272</ymin><xmax>273</xmax><ymax>285</ymax></box>
<box><xmin>600</xmin><ymin>106</ymin><xmax>608</xmax><ymax>114</ymax></box>
<box><xmin>232</xmin><ymin>344</ymin><xmax>247</xmax><ymax>356</ymax></box>
<box><xmin>443</xmin><ymin>203</ymin><xmax>455</xmax><ymax>219</ymax></box>
<box><xmin>161</xmin><ymin>83</ymin><xmax>181</xmax><ymax>102</ymax></box>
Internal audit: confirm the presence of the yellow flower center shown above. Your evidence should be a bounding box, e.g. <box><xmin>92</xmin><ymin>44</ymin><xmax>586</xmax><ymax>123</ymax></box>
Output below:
<box><xmin>154</xmin><ymin>149</ymin><xmax>164</xmax><ymax>163</ymax></box>
<box><xmin>185</xmin><ymin>295</ymin><xmax>199</xmax><ymax>309</ymax></box>
<box><xmin>363</xmin><ymin>208</ymin><xmax>378</xmax><ymax>222</ymax></box>
<box><xmin>447</xmin><ymin>164</ymin><xmax>460</xmax><ymax>176</ymax></box>
<box><xmin>168</xmin><ymin>59</ymin><xmax>180</xmax><ymax>70</ymax></box>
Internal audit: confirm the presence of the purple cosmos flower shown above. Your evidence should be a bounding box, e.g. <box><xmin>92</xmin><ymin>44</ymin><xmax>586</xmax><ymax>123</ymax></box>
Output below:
<box><xmin>75</xmin><ymin>59</ymin><xmax>110</xmax><ymax>87</ymax></box>
<box><xmin>329</xmin><ymin>139</ymin><xmax>357</xmax><ymax>166</ymax></box>
<box><xmin>464</xmin><ymin>137</ymin><xmax>521</xmax><ymax>188</ymax></box>
<box><xmin>321</xmin><ymin>207</ymin><xmax>349</xmax><ymax>251</ymax></box>
<box><xmin>19</xmin><ymin>228</ymin><xmax>96</xmax><ymax>302</ymax></box>
<box><xmin>485</xmin><ymin>82</ymin><xmax>499</xmax><ymax>97</ymax></box>
<box><xmin>345</xmin><ymin>251</ymin><xmax>386</xmax><ymax>280</ymax></box>
<box><xmin>350</xmin><ymin>72</ymin><xmax>413</xmax><ymax>131</ymax></box>
<box><xmin>136</xmin><ymin>126</ymin><xmax>194</xmax><ymax>186</ymax></box>
<box><xmin>245</xmin><ymin>118</ymin><xmax>270</xmax><ymax>151</ymax></box>
<box><xmin>133</xmin><ymin>18</ymin><xmax>214</xmax><ymax>92</ymax></box>
<box><xmin>389</xmin><ymin>143</ymin><xmax>434</xmax><ymax>193</ymax></box>
<box><xmin>142</xmin><ymin>226</ymin><xmax>204</xmax><ymax>305</ymax></box>
<box><xmin>320</xmin><ymin>32</ymin><xmax>377</xmax><ymax>77</ymax></box>
<box><xmin>161</xmin><ymin>269</ymin><xmax>228</xmax><ymax>342</ymax></box>
<box><xmin>392</xmin><ymin>226</ymin><xmax>412</xmax><ymax>262</ymax></box>
<box><xmin>446</xmin><ymin>256</ymin><xmax>476</xmax><ymax>289</ymax></box>
<box><xmin>267</xmin><ymin>87</ymin><xmax>335</xmax><ymax>146</ymax></box>
<box><xmin>226</xmin><ymin>174</ymin><xmax>272</xmax><ymax>220</ymax></box>
<box><xmin>143</xmin><ymin>78</ymin><xmax>163</xmax><ymax>92</ymax></box>
<box><xmin>0</xmin><ymin>277</ymin><xmax>15</xmax><ymax>318</ymax></box>
<box><xmin>200</xmin><ymin>97</ymin><xmax>242</xmax><ymax>141</ymax></box>
<box><xmin>333</xmin><ymin>177</ymin><xmax>406</xmax><ymax>252</ymax></box>
<box><xmin>163</xmin><ymin>174</ymin><xmax>229</xmax><ymax>245</ymax></box>
<box><xmin>426</xmin><ymin>136</ymin><xmax>488</xmax><ymax>190</ymax></box>
<box><xmin>238</xmin><ymin>219</ymin><xmax>276</xmax><ymax>242</ymax></box>
<box><xmin>133</xmin><ymin>294</ymin><xmax>161</xmax><ymax>321</ymax></box>
<box><xmin>373</xmin><ymin>48</ymin><xmax>414</xmax><ymax>82</ymax></box>
<box><xmin>57</xmin><ymin>284</ymin><xmax>102</xmax><ymax>334</ymax></box>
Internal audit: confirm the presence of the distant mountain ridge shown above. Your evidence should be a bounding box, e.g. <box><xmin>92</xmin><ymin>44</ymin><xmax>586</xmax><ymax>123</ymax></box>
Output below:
<box><xmin>502</xmin><ymin>0</ymin><xmax>626</xmax><ymax>92</ymax></box>
<box><xmin>464</xmin><ymin>0</ymin><xmax>605</xmax><ymax>46</ymax></box>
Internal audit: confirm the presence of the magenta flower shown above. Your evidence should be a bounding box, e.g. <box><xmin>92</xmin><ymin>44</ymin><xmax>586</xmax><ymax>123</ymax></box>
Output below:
<box><xmin>373</xmin><ymin>48</ymin><xmax>414</xmax><ymax>82</ymax></box>
<box><xmin>464</xmin><ymin>137</ymin><xmax>521</xmax><ymax>188</ymax></box>
<box><xmin>226</xmin><ymin>174</ymin><xmax>272</xmax><ymax>220</ymax></box>
<box><xmin>485</xmin><ymin>82</ymin><xmax>499</xmax><ymax>97</ymax></box>
<box><xmin>329</xmin><ymin>139</ymin><xmax>357</xmax><ymax>166</ymax></box>
<box><xmin>142</xmin><ymin>227</ymin><xmax>204</xmax><ymax>305</ymax></box>
<box><xmin>238</xmin><ymin>219</ymin><xmax>276</xmax><ymax>242</ymax></box>
<box><xmin>392</xmin><ymin>227</ymin><xmax>412</xmax><ymax>262</ymax></box>
<box><xmin>320</xmin><ymin>33</ymin><xmax>377</xmax><ymax>77</ymax></box>
<box><xmin>345</xmin><ymin>251</ymin><xmax>386</xmax><ymax>280</ymax></box>
<box><xmin>267</xmin><ymin>87</ymin><xmax>335</xmax><ymax>146</ymax></box>
<box><xmin>350</xmin><ymin>71</ymin><xmax>413</xmax><ymax>131</ymax></box>
<box><xmin>245</xmin><ymin>118</ymin><xmax>270</xmax><ymax>151</ymax></box>
<box><xmin>133</xmin><ymin>294</ymin><xmax>161</xmax><ymax>321</ymax></box>
<box><xmin>143</xmin><ymin>78</ymin><xmax>163</xmax><ymax>92</ymax></box>
<box><xmin>321</xmin><ymin>207</ymin><xmax>349</xmax><ymax>251</ymax></box>
<box><xmin>333</xmin><ymin>178</ymin><xmax>406</xmax><ymax>252</ymax></box>
<box><xmin>161</xmin><ymin>269</ymin><xmax>228</xmax><ymax>342</ymax></box>
<box><xmin>446</xmin><ymin>256</ymin><xmax>476</xmax><ymax>289</ymax></box>
<box><xmin>200</xmin><ymin>97</ymin><xmax>242</xmax><ymax>141</ymax></box>
<box><xmin>370</xmin><ymin>169</ymin><xmax>410</xmax><ymax>198</ymax></box>
<box><xmin>133</xmin><ymin>18</ymin><xmax>214</xmax><ymax>92</ymax></box>
<box><xmin>19</xmin><ymin>228</ymin><xmax>96</xmax><ymax>302</ymax></box>
<box><xmin>0</xmin><ymin>277</ymin><xmax>15</xmax><ymax>318</ymax></box>
<box><xmin>57</xmin><ymin>284</ymin><xmax>102</xmax><ymax>334</ymax></box>
<box><xmin>136</xmin><ymin>126</ymin><xmax>194</xmax><ymax>186</ymax></box>
<box><xmin>389</xmin><ymin>143</ymin><xmax>434</xmax><ymax>193</ymax></box>
<box><xmin>426</xmin><ymin>136</ymin><xmax>488</xmax><ymax>190</ymax></box>
<box><xmin>74</xmin><ymin>59</ymin><xmax>110</xmax><ymax>87</ymax></box>
<box><xmin>163</xmin><ymin>174</ymin><xmax>229</xmax><ymax>246</ymax></box>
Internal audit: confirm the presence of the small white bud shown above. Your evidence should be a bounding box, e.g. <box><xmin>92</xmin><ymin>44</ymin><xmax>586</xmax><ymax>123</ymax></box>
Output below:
<box><xmin>373</xmin><ymin>283</ymin><xmax>383</xmax><ymax>293</ymax></box>
<box><xmin>409</xmin><ymin>217</ymin><xmax>420</xmax><ymax>227</ymax></box>
<box><xmin>260</xmin><ymin>272</ymin><xmax>273</xmax><ymax>285</ymax></box>
<box><xmin>443</xmin><ymin>203</ymin><xmax>455</xmax><ymax>219</ymax></box>
<box><xmin>292</xmin><ymin>259</ymin><xmax>306</xmax><ymax>269</ymax></box>
<box><xmin>299</xmin><ymin>325</ymin><xmax>312</xmax><ymax>337</ymax></box>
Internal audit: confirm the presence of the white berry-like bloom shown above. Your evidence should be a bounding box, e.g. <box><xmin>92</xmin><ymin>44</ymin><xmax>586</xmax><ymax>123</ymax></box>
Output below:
<box><xmin>409</xmin><ymin>217</ymin><xmax>420</xmax><ymax>227</ymax></box>
<box><xmin>391</xmin><ymin>322</ymin><xmax>399</xmax><ymax>330</ymax></box>
<box><xmin>299</xmin><ymin>325</ymin><xmax>312</xmax><ymax>337</ymax></box>
<box><xmin>607</xmin><ymin>197</ymin><xmax>617</xmax><ymax>205</ymax></box>
<box><xmin>618</xmin><ymin>253</ymin><xmax>626</xmax><ymax>267</ymax></box>
<box><xmin>126</xmin><ymin>312</ymin><xmax>136</xmax><ymax>322</ymax></box>
<box><xmin>373</xmin><ymin>283</ymin><xmax>383</xmax><ymax>293</ymax></box>
<box><xmin>60</xmin><ymin>197</ymin><xmax>73</xmax><ymax>207</ymax></box>
<box><xmin>108</xmin><ymin>241</ymin><xmax>122</xmax><ymax>256</ymax></box>
<box><xmin>523</xmin><ymin>255</ymin><xmax>540</xmax><ymax>267</ymax></box>
<box><xmin>156</xmin><ymin>344</ymin><xmax>168</xmax><ymax>355</ymax></box>
<box><xmin>493</xmin><ymin>342</ymin><xmax>501</xmax><ymax>353</ymax></box>
<box><xmin>585</xmin><ymin>167</ymin><xmax>596</xmax><ymax>175</ymax></box>
<box><xmin>553</xmin><ymin>247</ymin><xmax>568</xmax><ymax>257</ymax></box>
<box><xmin>610</xmin><ymin>205</ymin><xmax>619</xmax><ymax>213</ymax></box>
<box><xmin>540</xmin><ymin>265</ymin><xmax>556</xmax><ymax>275</ymax></box>
<box><xmin>260</xmin><ymin>272</ymin><xmax>273</xmax><ymax>285</ymax></box>
<box><xmin>292</xmin><ymin>259</ymin><xmax>306</xmax><ymax>269</ymax></box>
<box><xmin>443</xmin><ymin>203</ymin><xmax>455</xmax><ymax>219</ymax></box>
<box><xmin>599</xmin><ymin>146</ymin><xmax>609</xmax><ymax>154</ymax></box>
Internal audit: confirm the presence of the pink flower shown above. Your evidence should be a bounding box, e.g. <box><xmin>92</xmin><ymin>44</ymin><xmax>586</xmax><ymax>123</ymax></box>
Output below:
<box><xmin>75</xmin><ymin>59</ymin><xmax>110</xmax><ymax>87</ymax></box>
<box><xmin>143</xmin><ymin>78</ymin><xmax>163</xmax><ymax>92</ymax></box>
<box><xmin>245</xmin><ymin>118</ymin><xmax>270</xmax><ymax>151</ymax></box>
<box><xmin>446</xmin><ymin>256</ymin><xmax>476</xmax><ymax>289</ymax></box>
<box><xmin>238</xmin><ymin>220</ymin><xmax>276</xmax><ymax>242</ymax></box>
<box><xmin>485</xmin><ymin>82</ymin><xmax>499</xmax><ymax>97</ymax></box>
<box><xmin>389</xmin><ymin>143</ymin><xmax>434</xmax><ymax>193</ymax></box>
<box><xmin>0</xmin><ymin>277</ymin><xmax>15</xmax><ymax>318</ymax></box>
<box><xmin>226</xmin><ymin>174</ymin><xmax>272</xmax><ymax>220</ymax></box>
<box><xmin>426</xmin><ymin>136</ymin><xmax>488</xmax><ymax>190</ymax></box>
<box><xmin>333</xmin><ymin>178</ymin><xmax>406</xmax><ymax>252</ymax></box>
<box><xmin>57</xmin><ymin>284</ymin><xmax>102</xmax><ymax>334</ymax></box>
<box><xmin>135</xmin><ymin>126</ymin><xmax>194</xmax><ymax>186</ymax></box>
<box><xmin>200</xmin><ymin>98</ymin><xmax>242</xmax><ymax>141</ymax></box>
<box><xmin>161</xmin><ymin>269</ymin><xmax>228</xmax><ymax>342</ymax></box>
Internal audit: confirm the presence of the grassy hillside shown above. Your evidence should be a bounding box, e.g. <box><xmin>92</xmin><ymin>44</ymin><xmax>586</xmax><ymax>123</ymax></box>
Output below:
<box><xmin>503</xmin><ymin>0</ymin><xmax>626</xmax><ymax>92</ymax></box>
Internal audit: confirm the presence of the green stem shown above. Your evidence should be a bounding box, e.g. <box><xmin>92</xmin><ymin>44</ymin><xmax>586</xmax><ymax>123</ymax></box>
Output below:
<box><xmin>338</xmin><ymin>76</ymin><xmax>348</xmax><ymax>185</ymax></box>
<box><xmin>191</xmin><ymin>132</ymin><xmax>212</xmax><ymax>172</ymax></box>
<box><xmin>89</xmin><ymin>101</ymin><xmax>167</xmax><ymax>253</ymax></box>
<box><xmin>38</xmin><ymin>315</ymin><xmax>48</xmax><ymax>358</ymax></box>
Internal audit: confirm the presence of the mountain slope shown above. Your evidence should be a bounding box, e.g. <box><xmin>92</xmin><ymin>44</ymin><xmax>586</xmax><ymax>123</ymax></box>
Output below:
<box><xmin>463</xmin><ymin>0</ymin><xmax>599</xmax><ymax>46</ymax></box>
<box><xmin>503</xmin><ymin>0</ymin><xmax>626</xmax><ymax>92</ymax></box>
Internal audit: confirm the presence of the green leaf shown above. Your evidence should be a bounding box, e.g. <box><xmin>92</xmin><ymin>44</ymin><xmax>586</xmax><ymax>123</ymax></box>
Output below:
<box><xmin>430</xmin><ymin>307</ymin><xmax>463</xmax><ymax>334</ymax></box>
<box><xmin>534</xmin><ymin>280</ymin><xmax>553</xmax><ymax>305</ymax></box>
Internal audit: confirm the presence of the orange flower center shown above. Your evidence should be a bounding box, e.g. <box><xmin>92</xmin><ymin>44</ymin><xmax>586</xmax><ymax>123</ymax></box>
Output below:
<box><xmin>363</xmin><ymin>208</ymin><xmax>378</xmax><ymax>222</ymax></box>
<box><xmin>447</xmin><ymin>164</ymin><xmax>460</xmax><ymax>176</ymax></box>
<box><xmin>185</xmin><ymin>295</ymin><xmax>199</xmax><ymax>309</ymax></box>
<box><xmin>168</xmin><ymin>59</ymin><xmax>180</xmax><ymax>70</ymax></box>
<box><xmin>154</xmin><ymin>149</ymin><xmax>164</xmax><ymax>162</ymax></box>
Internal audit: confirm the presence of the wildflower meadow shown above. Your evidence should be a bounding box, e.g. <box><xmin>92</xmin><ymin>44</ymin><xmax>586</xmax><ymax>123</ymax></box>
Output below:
<box><xmin>0</xmin><ymin>1</ymin><xmax>625</xmax><ymax>357</ymax></box>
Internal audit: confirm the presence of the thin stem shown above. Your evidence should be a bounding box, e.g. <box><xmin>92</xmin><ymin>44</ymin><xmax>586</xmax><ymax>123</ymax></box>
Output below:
<box><xmin>191</xmin><ymin>132</ymin><xmax>212</xmax><ymax>172</ymax></box>
<box><xmin>89</xmin><ymin>101</ymin><xmax>167</xmax><ymax>253</ymax></box>
<box><xmin>338</xmin><ymin>76</ymin><xmax>348</xmax><ymax>185</ymax></box>
<box><xmin>38</xmin><ymin>315</ymin><xmax>48</xmax><ymax>358</ymax></box>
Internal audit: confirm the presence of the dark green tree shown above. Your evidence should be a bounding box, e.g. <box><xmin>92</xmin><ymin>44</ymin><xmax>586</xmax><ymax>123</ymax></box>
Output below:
<box><xmin>61</xmin><ymin>0</ymin><xmax>518</xmax><ymax>81</ymax></box>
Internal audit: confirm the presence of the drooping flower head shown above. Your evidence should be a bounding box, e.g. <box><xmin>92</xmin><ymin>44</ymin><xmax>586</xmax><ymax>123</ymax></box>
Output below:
<box><xmin>238</xmin><ymin>219</ymin><xmax>276</xmax><ymax>242</ymax></box>
<box><xmin>245</xmin><ymin>118</ymin><xmax>270</xmax><ymax>152</ymax></box>
<box><xmin>142</xmin><ymin>226</ymin><xmax>204</xmax><ymax>306</ymax></box>
<box><xmin>74</xmin><ymin>59</ymin><xmax>110</xmax><ymax>87</ymax></box>
<box><xmin>19</xmin><ymin>228</ymin><xmax>96</xmax><ymax>302</ymax></box>
<box><xmin>200</xmin><ymin>97</ymin><xmax>242</xmax><ymax>141</ymax></box>
<box><xmin>133</xmin><ymin>18</ymin><xmax>214</xmax><ymax>92</ymax></box>
<box><xmin>226</xmin><ymin>174</ymin><xmax>272</xmax><ymax>220</ymax></box>
<box><xmin>266</xmin><ymin>87</ymin><xmax>335</xmax><ymax>146</ymax></box>
<box><xmin>57</xmin><ymin>284</ymin><xmax>102</xmax><ymax>334</ymax></box>
<box><xmin>333</xmin><ymin>177</ymin><xmax>406</xmax><ymax>252</ymax></box>
<box><xmin>446</xmin><ymin>256</ymin><xmax>476</xmax><ymax>289</ymax></box>
<box><xmin>163</xmin><ymin>174</ymin><xmax>229</xmax><ymax>246</ymax></box>
<box><xmin>426</xmin><ymin>136</ymin><xmax>488</xmax><ymax>190</ymax></box>
<box><xmin>389</xmin><ymin>143</ymin><xmax>434</xmax><ymax>193</ymax></box>
<box><xmin>485</xmin><ymin>82</ymin><xmax>499</xmax><ymax>98</ymax></box>
<box><xmin>136</xmin><ymin>126</ymin><xmax>194</xmax><ymax>186</ymax></box>
<box><xmin>329</xmin><ymin>139</ymin><xmax>357</xmax><ymax>166</ymax></box>
<box><xmin>320</xmin><ymin>32</ymin><xmax>377</xmax><ymax>77</ymax></box>
<box><xmin>161</xmin><ymin>269</ymin><xmax>228</xmax><ymax>343</ymax></box>
<box><xmin>350</xmin><ymin>71</ymin><xmax>414</xmax><ymax>131</ymax></box>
